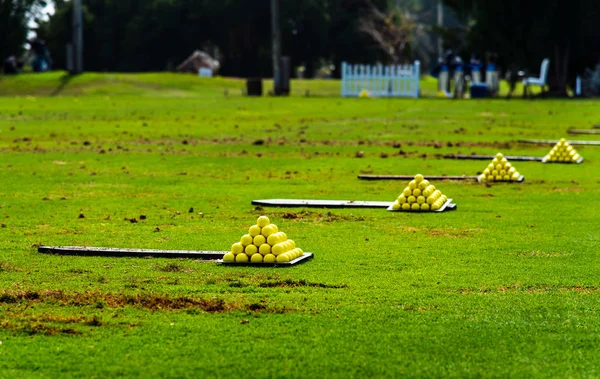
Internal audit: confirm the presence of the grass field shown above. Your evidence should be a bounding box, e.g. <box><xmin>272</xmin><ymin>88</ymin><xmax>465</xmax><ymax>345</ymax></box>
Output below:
<box><xmin>0</xmin><ymin>72</ymin><xmax>599</xmax><ymax>377</ymax></box>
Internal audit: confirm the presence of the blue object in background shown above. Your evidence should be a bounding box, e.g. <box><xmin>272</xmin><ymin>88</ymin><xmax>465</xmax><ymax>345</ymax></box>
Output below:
<box><xmin>470</xmin><ymin>83</ymin><xmax>488</xmax><ymax>98</ymax></box>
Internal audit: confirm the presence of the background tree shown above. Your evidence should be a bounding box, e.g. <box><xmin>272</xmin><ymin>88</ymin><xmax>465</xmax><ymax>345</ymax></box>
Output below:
<box><xmin>36</xmin><ymin>0</ymin><xmax>389</xmax><ymax>77</ymax></box>
<box><xmin>0</xmin><ymin>0</ymin><xmax>47</xmax><ymax>63</ymax></box>
<box><xmin>359</xmin><ymin>0</ymin><xmax>433</xmax><ymax>66</ymax></box>
<box><xmin>443</xmin><ymin>0</ymin><xmax>600</xmax><ymax>94</ymax></box>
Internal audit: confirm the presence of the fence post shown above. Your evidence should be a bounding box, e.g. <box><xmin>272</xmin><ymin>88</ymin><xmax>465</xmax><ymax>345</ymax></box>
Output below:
<box><xmin>341</xmin><ymin>62</ymin><xmax>346</xmax><ymax>97</ymax></box>
<box><xmin>353</xmin><ymin>64</ymin><xmax>359</xmax><ymax>96</ymax></box>
<box><xmin>414</xmin><ymin>61</ymin><xmax>420</xmax><ymax>98</ymax></box>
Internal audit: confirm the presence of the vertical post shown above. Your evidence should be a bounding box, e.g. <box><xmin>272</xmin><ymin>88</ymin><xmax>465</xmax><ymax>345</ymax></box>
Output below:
<box><xmin>415</xmin><ymin>61</ymin><xmax>421</xmax><ymax>98</ymax></box>
<box><xmin>271</xmin><ymin>0</ymin><xmax>282</xmax><ymax>95</ymax></box>
<box><xmin>72</xmin><ymin>0</ymin><xmax>83</xmax><ymax>74</ymax></box>
<box><xmin>341</xmin><ymin>62</ymin><xmax>346</xmax><ymax>97</ymax></box>
<box><xmin>437</xmin><ymin>1</ymin><xmax>443</xmax><ymax>58</ymax></box>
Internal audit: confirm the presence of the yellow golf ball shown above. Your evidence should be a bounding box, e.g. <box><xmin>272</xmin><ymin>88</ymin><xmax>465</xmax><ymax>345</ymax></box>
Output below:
<box><xmin>253</xmin><ymin>234</ymin><xmax>266</xmax><ymax>246</ymax></box>
<box><xmin>256</xmin><ymin>216</ymin><xmax>270</xmax><ymax>228</ymax></box>
<box><xmin>240</xmin><ymin>234</ymin><xmax>253</xmax><ymax>246</ymax></box>
<box><xmin>249</xmin><ymin>225</ymin><xmax>261</xmax><ymax>237</ymax></box>
<box><xmin>259</xmin><ymin>243</ymin><xmax>271</xmax><ymax>255</ymax></box>
<box><xmin>231</xmin><ymin>242</ymin><xmax>244</xmax><ymax>255</ymax></box>
<box><xmin>245</xmin><ymin>244</ymin><xmax>257</xmax><ymax>256</ymax></box>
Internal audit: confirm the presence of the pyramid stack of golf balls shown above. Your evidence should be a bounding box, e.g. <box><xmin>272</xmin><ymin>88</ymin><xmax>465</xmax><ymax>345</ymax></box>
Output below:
<box><xmin>223</xmin><ymin>216</ymin><xmax>304</xmax><ymax>263</ymax></box>
<box><xmin>478</xmin><ymin>153</ymin><xmax>521</xmax><ymax>182</ymax></box>
<box><xmin>543</xmin><ymin>138</ymin><xmax>582</xmax><ymax>162</ymax></box>
<box><xmin>391</xmin><ymin>174</ymin><xmax>449</xmax><ymax>211</ymax></box>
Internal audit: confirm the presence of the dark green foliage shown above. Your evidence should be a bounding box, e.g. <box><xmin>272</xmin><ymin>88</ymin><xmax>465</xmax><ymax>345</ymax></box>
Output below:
<box><xmin>0</xmin><ymin>0</ymin><xmax>46</xmax><ymax>62</ymax></box>
<box><xmin>36</xmin><ymin>0</ymin><xmax>387</xmax><ymax>77</ymax></box>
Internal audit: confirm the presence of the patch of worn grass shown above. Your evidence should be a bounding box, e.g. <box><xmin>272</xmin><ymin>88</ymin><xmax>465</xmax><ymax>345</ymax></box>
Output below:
<box><xmin>0</xmin><ymin>75</ymin><xmax>599</xmax><ymax>377</ymax></box>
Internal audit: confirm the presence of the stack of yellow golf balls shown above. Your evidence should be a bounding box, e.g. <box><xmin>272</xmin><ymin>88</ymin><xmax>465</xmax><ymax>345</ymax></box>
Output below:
<box><xmin>544</xmin><ymin>138</ymin><xmax>581</xmax><ymax>162</ymax></box>
<box><xmin>223</xmin><ymin>216</ymin><xmax>304</xmax><ymax>263</ymax></box>
<box><xmin>478</xmin><ymin>153</ymin><xmax>521</xmax><ymax>182</ymax></box>
<box><xmin>391</xmin><ymin>174</ymin><xmax>449</xmax><ymax>211</ymax></box>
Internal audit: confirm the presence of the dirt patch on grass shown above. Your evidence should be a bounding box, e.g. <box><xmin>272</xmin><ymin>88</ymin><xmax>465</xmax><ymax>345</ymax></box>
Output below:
<box><xmin>457</xmin><ymin>284</ymin><xmax>600</xmax><ymax>295</ymax></box>
<box><xmin>219</xmin><ymin>273</ymin><xmax>348</xmax><ymax>289</ymax></box>
<box><xmin>257</xmin><ymin>210</ymin><xmax>370</xmax><ymax>223</ymax></box>
<box><xmin>426</xmin><ymin>227</ymin><xmax>481</xmax><ymax>238</ymax></box>
<box><xmin>0</xmin><ymin>290</ymin><xmax>282</xmax><ymax>313</ymax></box>
<box><xmin>258</xmin><ymin>279</ymin><xmax>348</xmax><ymax>289</ymax></box>
<box><xmin>0</xmin><ymin>314</ymin><xmax>106</xmax><ymax>336</ymax></box>
<box><xmin>552</xmin><ymin>187</ymin><xmax>584</xmax><ymax>192</ymax></box>
<box><xmin>1</xmin><ymin>320</ymin><xmax>82</xmax><ymax>336</ymax></box>
<box><xmin>0</xmin><ymin>262</ymin><xmax>21</xmax><ymax>272</ymax></box>
<box><xmin>515</xmin><ymin>251</ymin><xmax>573</xmax><ymax>257</ymax></box>
<box><xmin>398</xmin><ymin>226</ymin><xmax>480</xmax><ymax>238</ymax></box>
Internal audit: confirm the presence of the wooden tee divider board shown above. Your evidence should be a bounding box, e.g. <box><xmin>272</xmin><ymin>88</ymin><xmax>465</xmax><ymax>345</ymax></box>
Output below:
<box><xmin>218</xmin><ymin>253</ymin><xmax>314</xmax><ymax>267</ymax></box>
<box><xmin>38</xmin><ymin>245</ymin><xmax>226</xmax><ymax>259</ymax></box>
<box><xmin>251</xmin><ymin>199</ymin><xmax>392</xmax><ymax>208</ymax></box>
<box><xmin>443</xmin><ymin>154</ymin><xmax>543</xmax><ymax>162</ymax></box>
<box><xmin>358</xmin><ymin>174</ymin><xmax>477</xmax><ymax>181</ymax></box>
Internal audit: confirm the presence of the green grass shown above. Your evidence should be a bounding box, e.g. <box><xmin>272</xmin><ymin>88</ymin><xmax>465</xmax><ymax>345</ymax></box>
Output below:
<box><xmin>0</xmin><ymin>74</ymin><xmax>599</xmax><ymax>377</ymax></box>
<box><xmin>0</xmin><ymin>71</ymin><xmax>532</xmax><ymax>98</ymax></box>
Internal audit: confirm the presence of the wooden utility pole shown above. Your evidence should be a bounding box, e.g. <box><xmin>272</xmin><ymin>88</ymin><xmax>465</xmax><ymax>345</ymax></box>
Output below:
<box><xmin>437</xmin><ymin>0</ymin><xmax>443</xmax><ymax>57</ymax></box>
<box><xmin>270</xmin><ymin>0</ymin><xmax>282</xmax><ymax>95</ymax></box>
<box><xmin>72</xmin><ymin>0</ymin><xmax>83</xmax><ymax>73</ymax></box>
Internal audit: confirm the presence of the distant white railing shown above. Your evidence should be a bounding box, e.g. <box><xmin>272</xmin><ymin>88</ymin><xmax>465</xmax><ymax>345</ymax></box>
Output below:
<box><xmin>341</xmin><ymin>61</ymin><xmax>420</xmax><ymax>98</ymax></box>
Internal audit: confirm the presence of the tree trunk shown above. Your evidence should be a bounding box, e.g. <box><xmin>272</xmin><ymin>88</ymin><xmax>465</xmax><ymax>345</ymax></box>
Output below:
<box><xmin>549</xmin><ymin>44</ymin><xmax>570</xmax><ymax>96</ymax></box>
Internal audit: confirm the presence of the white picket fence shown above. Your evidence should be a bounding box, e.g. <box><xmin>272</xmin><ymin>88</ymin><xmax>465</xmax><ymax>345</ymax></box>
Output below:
<box><xmin>341</xmin><ymin>61</ymin><xmax>420</xmax><ymax>98</ymax></box>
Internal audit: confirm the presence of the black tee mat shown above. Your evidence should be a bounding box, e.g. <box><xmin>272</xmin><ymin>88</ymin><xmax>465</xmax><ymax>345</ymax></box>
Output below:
<box><xmin>38</xmin><ymin>246</ymin><xmax>225</xmax><ymax>259</ymax></box>
<box><xmin>387</xmin><ymin>198</ymin><xmax>457</xmax><ymax>212</ymax></box>
<box><xmin>443</xmin><ymin>154</ymin><xmax>543</xmax><ymax>162</ymax></box>
<box><xmin>359</xmin><ymin>174</ymin><xmax>478</xmax><ymax>181</ymax></box>
<box><xmin>218</xmin><ymin>253</ymin><xmax>314</xmax><ymax>267</ymax></box>
<box><xmin>518</xmin><ymin>139</ymin><xmax>600</xmax><ymax>146</ymax></box>
<box><xmin>251</xmin><ymin>199</ymin><xmax>391</xmax><ymax>208</ymax></box>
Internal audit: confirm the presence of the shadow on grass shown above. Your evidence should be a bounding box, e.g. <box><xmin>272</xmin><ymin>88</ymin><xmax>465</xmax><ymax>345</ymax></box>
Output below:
<box><xmin>51</xmin><ymin>73</ymin><xmax>78</xmax><ymax>96</ymax></box>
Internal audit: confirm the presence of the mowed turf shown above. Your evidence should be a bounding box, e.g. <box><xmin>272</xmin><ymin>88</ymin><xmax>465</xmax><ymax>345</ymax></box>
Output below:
<box><xmin>0</xmin><ymin>73</ymin><xmax>599</xmax><ymax>377</ymax></box>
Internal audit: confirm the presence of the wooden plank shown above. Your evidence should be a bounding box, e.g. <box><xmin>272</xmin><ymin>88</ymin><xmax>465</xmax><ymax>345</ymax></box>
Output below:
<box><xmin>38</xmin><ymin>246</ymin><xmax>225</xmax><ymax>259</ymax></box>
<box><xmin>443</xmin><ymin>154</ymin><xmax>543</xmax><ymax>161</ymax></box>
<box><xmin>567</xmin><ymin>129</ymin><xmax>600</xmax><ymax>135</ymax></box>
<box><xmin>358</xmin><ymin>174</ymin><xmax>477</xmax><ymax>181</ymax></box>
<box><xmin>219</xmin><ymin>253</ymin><xmax>314</xmax><ymax>267</ymax></box>
<box><xmin>251</xmin><ymin>199</ymin><xmax>392</xmax><ymax>208</ymax></box>
<box><xmin>518</xmin><ymin>139</ymin><xmax>600</xmax><ymax>146</ymax></box>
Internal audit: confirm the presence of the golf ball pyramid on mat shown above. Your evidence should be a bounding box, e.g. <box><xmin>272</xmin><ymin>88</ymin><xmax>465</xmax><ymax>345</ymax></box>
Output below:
<box><xmin>478</xmin><ymin>153</ymin><xmax>521</xmax><ymax>182</ymax></box>
<box><xmin>391</xmin><ymin>174</ymin><xmax>449</xmax><ymax>211</ymax></box>
<box><xmin>543</xmin><ymin>138</ymin><xmax>582</xmax><ymax>163</ymax></box>
<box><xmin>222</xmin><ymin>216</ymin><xmax>304</xmax><ymax>263</ymax></box>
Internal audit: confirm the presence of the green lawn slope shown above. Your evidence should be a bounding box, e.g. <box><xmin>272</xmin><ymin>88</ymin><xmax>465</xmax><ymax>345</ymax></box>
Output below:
<box><xmin>0</xmin><ymin>74</ymin><xmax>598</xmax><ymax>377</ymax></box>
